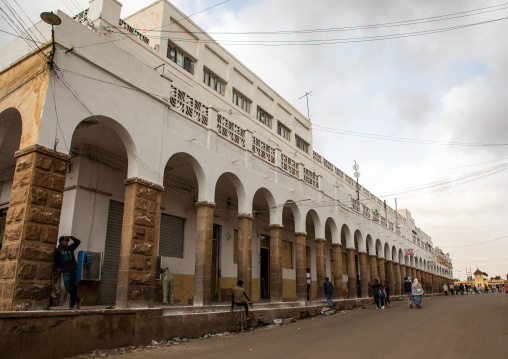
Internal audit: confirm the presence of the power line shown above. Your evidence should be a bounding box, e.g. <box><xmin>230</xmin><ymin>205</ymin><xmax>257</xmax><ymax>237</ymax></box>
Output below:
<box><xmin>440</xmin><ymin>234</ymin><xmax>508</xmax><ymax>248</ymax></box>
<box><xmin>116</xmin><ymin>14</ymin><xmax>508</xmax><ymax>46</ymax></box>
<box><xmin>137</xmin><ymin>2</ymin><xmax>508</xmax><ymax>35</ymax></box>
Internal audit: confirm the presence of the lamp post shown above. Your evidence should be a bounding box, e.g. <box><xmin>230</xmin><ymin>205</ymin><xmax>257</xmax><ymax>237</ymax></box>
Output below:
<box><xmin>353</xmin><ymin>161</ymin><xmax>360</xmax><ymax>200</ymax></box>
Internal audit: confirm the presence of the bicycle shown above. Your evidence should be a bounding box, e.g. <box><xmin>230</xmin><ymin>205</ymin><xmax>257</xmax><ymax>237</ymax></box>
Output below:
<box><xmin>234</xmin><ymin>303</ymin><xmax>253</xmax><ymax>333</ymax></box>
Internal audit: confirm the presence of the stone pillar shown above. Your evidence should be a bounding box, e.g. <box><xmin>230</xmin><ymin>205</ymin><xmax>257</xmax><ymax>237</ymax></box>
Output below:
<box><xmin>386</xmin><ymin>260</ymin><xmax>395</xmax><ymax>294</ymax></box>
<box><xmin>269</xmin><ymin>224</ymin><xmax>283</xmax><ymax>302</ymax></box>
<box><xmin>189</xmin><ymin>201</ymin><xmax>215</xmax><ymax>306</ymax></box>
<box><xmin>0</xmin><ymin>145</ymin><xmax>70</xmax><ymax>311</ymax></box>
<box><xmin>358</xmin><ymin>251</ymin><xmax>369</xmax><ymax>298</ymax></box>
<box><xmin>416</xmin><ymin>269</ymin><xmax>422</xmax><ymax>284</ymax></box>
<box><xmin>410</xmin><ymin>267</ymin><xmax>415</xmax><ymax>282</ymax></box>
<box><xmin>346</xmin><ymin>248</ymin><xmax>357</xmax><ymax>299</ymax></box>
<box><xmin>116</xmin><ymin>178</ymin><xmax>163</xmax><ymax>309</ymax></box>
<box><xmin>315</xmin><ymin>238</ymin><xmax>326</xmax><ymax>300</ymax></box>
<box><xmin>369</xmin><ymin>255</ymin><xmax>379</xmax><ymax>285</ymax></box>
<box><xmin>331</xmin><ymin>244</ymin><xmax>344</xmax><ymax>299</ymax></box>
<box><xmin>295</xmin><ymin>232</ymin><xmax>307</xmax><ymax>302</ymax></box>
<box><xmin>400</xmin><ymin>264</ymin><xmax>406</xmax><ymax>280</ymax></box>
<box><xmin>237</xmin><ymin>214</ymin><xmax>253</xmax><ymax>298</ymax></box>
<box><xmin>378</xmin><ymin>258</ymin><xmax>386</xmax><ymax>284</ymax></box>
<box><xmin>393</xmin><ymin>262</ymin><xmax>401</xmax><ymax>295</ymax></box>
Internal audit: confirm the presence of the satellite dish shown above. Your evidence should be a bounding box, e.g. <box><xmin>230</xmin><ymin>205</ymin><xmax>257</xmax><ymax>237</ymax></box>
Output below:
<box><xmin>354</xmin><ymin>172</ymin><xmax>360</xmax><ymax>178</ymax></box>
<box><xmin>41</xmin><ymin>12</ymin><xmax>62</xmax><ymax>26</ymax></box>
<box><xmin>352</xmin><ymin>163</ymin><xmax>359</xmax><ymax>170</ymax></box>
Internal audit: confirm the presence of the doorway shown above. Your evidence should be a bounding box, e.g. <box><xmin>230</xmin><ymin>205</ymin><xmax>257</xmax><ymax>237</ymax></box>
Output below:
<box><xmin>260</xmin><ymin>235</ymin><xmax>270</xmax><ymax>298</ymax></box>
<box><xmin>212</xmin><ymin>224</ymin><xmax>221</xmax><ymax>301</ymax></box>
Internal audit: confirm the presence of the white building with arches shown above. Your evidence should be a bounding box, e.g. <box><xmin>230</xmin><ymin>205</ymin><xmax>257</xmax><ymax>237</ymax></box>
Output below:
<box><xmin>0</xmin><ymin>0</ymin><xmax>453</xmax><ymax>310</ymax></box>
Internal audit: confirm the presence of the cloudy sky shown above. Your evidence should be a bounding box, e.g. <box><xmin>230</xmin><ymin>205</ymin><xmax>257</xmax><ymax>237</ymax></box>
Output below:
<box><xmin>2</xmin><ymin>0</ymin><xmax>508</xmax><ymax>280</ymax></box>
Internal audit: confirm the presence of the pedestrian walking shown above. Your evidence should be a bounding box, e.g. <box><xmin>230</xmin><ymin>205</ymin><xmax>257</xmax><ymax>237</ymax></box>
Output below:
<box><xmin>450</xmin><ymin>283</ymin><xmax>455</xmax><ymax>295</ymax></box>
<box><xmin>53</xmin><ymin>236</ymin><xmax>82</xmax><ymax>310</ymax></box>
<box><xmin>465</xmin><ymin>284</ymin><xmax>469</xmax><ymax>295</ymax></box>
<box><xmin>443</xmin><ymin>283</ymin><xmax>448</xmax><ymax>296</ymax></box>
<box><xmin>372</xmin><ymin>279</ymin><xmax>381</xmax><ymax>309</ymax></box>
<box><xmin>403</xmin><ymin>277</ymin><xmax>413</xmax><ymax>307</ymax></box>
<box><xmin>323</xmin><ymin>277</ymin><xmax>334</xmax><ymax>308</ymax></box>
<box><xmin>383</xmin><ymin>280</ymin><xmax>391</xmax><ymax>307</ymax></box>
<box><xmin>379</xmin><ymin>284</ymin><xmax>386</xmax><ymax>309</ymax></box>
<box><xmin>411</xmin><ymin>278</ymin><xmax>424</xmax><ymax>309</ymax></box>
<box><xmin>306</xmin><ymin>268</ymin><xmax>311</xmax><ymax>301</ymax></box>
<box><xmin>459</xmin><ymin>283</ymin><xmax>464</xmax><ymax>295</ymax></box>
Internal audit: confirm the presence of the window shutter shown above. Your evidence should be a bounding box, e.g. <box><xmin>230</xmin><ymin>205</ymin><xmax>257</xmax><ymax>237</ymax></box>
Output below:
<box><xmin>159</xmin><ymin>214</ymin><xmax>185</xmax><ymax>258</ymax></box>
<box><xmin>283</xmin><ymin>240</ymin><xmax>293</xmax><ymax>269</ymax></box>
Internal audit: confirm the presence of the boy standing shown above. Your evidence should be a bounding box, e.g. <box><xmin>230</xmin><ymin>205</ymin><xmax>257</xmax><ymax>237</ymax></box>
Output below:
<box><xmin>53</xmin><ymin>236</ymin><xmax>81</xmax><ymax>309</ymax></box>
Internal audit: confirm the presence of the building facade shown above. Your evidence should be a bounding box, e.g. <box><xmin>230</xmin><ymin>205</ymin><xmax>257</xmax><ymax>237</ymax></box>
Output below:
<box><xmin>0</xmin><ymin>0</ymin><xmax>453</xmax><ymax>311</ymax></box>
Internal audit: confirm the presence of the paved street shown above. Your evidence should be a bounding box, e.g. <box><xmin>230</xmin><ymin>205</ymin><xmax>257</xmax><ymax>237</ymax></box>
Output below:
<box><xmin>78</xmin><ymin>293</ymin><xmax>508</xmax><ymax>359</ymax></box>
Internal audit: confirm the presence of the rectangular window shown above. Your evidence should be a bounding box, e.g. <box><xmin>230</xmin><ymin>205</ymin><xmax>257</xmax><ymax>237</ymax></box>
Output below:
<box><xmin>282</xmin><ymin>240</ymin><xmax>293</xmax><ymax>269</ymax></box>
<box><xmin>277</xmin><ymin>122</ymin><xmax>291</xmax><ymax>141</ymax></box>
<box><xmin>203</xmin><ymin>68</ymin><xmax>225</xmax><ymax>96</ymax></box>
<box><xmin>159</xmin><ymin>214</ymin><xmax>185</xmax><ymax>258</ymax></box>
<box><xmin>232</xmin><ymin>89</ymin><xmax>251</xmax><ymax>113</ymax></box>
<box><xmin>257</xmin><ymin>108</ymin><xmax>272</xmax><ymax>128</ymax></box>
<box><xmin>296</xmin><ymin>135</ymin><xmax>309</xmax><ymax>153</ymax></box>
<box><xmin>167</xmin><ymin>42</ymin><xmax>194</xmax><ymax>74</ymax></box>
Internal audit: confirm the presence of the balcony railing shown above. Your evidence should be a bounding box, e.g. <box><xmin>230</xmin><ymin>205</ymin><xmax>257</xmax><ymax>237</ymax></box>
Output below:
<box><xmin>362</xmin><ymin>203</ymin><xmax>370</xmax><ymax>218</ymax></box>
<box><xmin>351</xmin><ymin>198</ymin><xmax>360</xmax><ymax>212</ymax></box>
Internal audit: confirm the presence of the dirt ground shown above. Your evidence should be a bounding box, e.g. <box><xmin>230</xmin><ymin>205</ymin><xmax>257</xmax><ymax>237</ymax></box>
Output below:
<box><xmin>72</xmin><ymin>293</ymin><xmax>508</xmax><ymax>359</ymax></box>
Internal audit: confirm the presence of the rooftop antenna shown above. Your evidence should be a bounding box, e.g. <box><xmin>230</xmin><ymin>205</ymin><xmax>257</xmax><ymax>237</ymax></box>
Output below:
<box><xmin>40</xmin><ymin>12</ymin><xmax>62</xmax><ymax>68</ymax></box>
<box><xmin>299</xmin><ymin>91</ymin><xmax>313</xmax><ymax>120</ymax></box>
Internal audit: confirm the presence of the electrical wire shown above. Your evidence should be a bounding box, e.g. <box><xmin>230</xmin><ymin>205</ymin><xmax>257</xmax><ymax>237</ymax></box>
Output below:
<box><xmin>136</xmin><ymin>2</ymin><xmax>508</xmax><ymax>35</ymax></box>
<box><xmin>114</xmin><ymin>14</ymin><xmax>508</xmax><ymax>47</ymax></box>
<box><xmin>55</xmin><ymin>66</ymin><xmax>508</xmax><ymax>148</ymax></box>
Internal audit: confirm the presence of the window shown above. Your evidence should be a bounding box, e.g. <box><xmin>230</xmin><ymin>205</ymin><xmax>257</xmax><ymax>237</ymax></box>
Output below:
<box><xmin>296</xmin><ymin>135</ymin><xmax>309</xmax><ymax>153</ymax></box>
<box><xmin>232</xmin><ymin>89</ymin><xmax>251</xmax><ymax>113</ymax></box>
<box><xmin>203</xmin><ymin>68</ymin><xmax>225</xmax><ymax>95</ymax></box>
<box><xmin>282</xmin><ymin>240</ymin><xmax>293</xmax><ymax>269</ymax></box>
<box><xmin>257</xmin><ymin>108</ymin><xmax>272</xmax><ymax>128</ymax></box>
<box><xmin>159</xmin><ymin>214</ymin><xmax>185</xmax><ymax>258</ymax></box>
<box><xmin>277</xmin><ymin>122</ymin><xmax>291</xmax><ymax>141</ymax></box>
<box><xmin>167</xmin><ymin>42</ymin><xmax>194</xmax><ymax>74</ymax></box>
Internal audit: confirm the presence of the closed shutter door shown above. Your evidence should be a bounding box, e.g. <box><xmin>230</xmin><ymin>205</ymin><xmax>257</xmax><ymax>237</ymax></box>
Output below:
<box><xmin>159</xmin><ymin>213</ymin><xmax>184</xmax><ymax>258</ymax></box>
<box><xmin>282</xmin><ymin>240</ymin><xmax>293</xmax><ymax>269</ymax></box>
<box><xmin>100</xmin><ymin>200</ymin><xmax>124</xmax><ymax>304</ymax></box>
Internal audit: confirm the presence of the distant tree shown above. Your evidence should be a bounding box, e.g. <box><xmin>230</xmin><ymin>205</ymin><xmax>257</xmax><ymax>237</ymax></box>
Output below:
<box><xmin>490</xmin><ymin>276</ymin><xmax>501</xmax><ymax>281</ymax></box>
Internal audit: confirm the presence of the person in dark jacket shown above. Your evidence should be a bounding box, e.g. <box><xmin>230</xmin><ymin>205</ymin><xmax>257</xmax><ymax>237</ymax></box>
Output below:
<box><xmin>53</xmin><ymin>236</ymin><xmax>81</xmax><ymax>309</ymax></box>
<box><xmin>324</xmin><ymin>277</ymin><xmax>334</xmax><ymax>308</ymax></box>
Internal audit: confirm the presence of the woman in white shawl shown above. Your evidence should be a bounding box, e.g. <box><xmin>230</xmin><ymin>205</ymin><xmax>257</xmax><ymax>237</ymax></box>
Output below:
<box><xmin>412</xmin><ymin>278</ymin><xmax>424</xmax><ymax>308</ymax></box>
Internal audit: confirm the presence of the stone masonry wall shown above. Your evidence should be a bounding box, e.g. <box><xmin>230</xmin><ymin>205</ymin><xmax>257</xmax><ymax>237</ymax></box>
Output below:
<box><xmin>0</xmin><ymin>145</ymin><xmax>69</xmax><ymax>311</ymax></box>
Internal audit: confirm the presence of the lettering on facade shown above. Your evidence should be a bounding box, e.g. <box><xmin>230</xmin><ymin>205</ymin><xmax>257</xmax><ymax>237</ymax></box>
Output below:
<box><xmin>119</xmin><ymin>19</ymin><xmax>150</xmax><ymax>45</ymax></box>
<box><xmin>404</xmin><ymin>249</ymin><xmax>414</xmax><ymax>256</ymax></box>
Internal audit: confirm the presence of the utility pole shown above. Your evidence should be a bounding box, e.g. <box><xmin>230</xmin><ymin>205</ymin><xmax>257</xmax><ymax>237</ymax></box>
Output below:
<box><xmin>299</xmin><ymin>91</ymin><xmax>313</xmax><ymax>120</ymax></box>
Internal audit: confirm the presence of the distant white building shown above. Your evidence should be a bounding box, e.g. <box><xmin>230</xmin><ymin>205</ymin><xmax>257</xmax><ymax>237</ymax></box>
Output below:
<box><xmin>0</xmin><ymin>0</ymin><xmax>452</xmax><ymax>310</ymax></box>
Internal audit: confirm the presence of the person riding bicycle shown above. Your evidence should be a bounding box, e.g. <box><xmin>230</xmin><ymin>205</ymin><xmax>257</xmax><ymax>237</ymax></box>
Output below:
<box><xmin>231</xmin><ymin>280</ymin><xmax>252</xmax><ymax>318</ymax></box>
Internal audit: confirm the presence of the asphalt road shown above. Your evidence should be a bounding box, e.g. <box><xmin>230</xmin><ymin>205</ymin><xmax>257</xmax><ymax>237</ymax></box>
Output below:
<box><xmin>85</xmin><ymin>293</ymin><xmax>508</xmax><ymax>359</ymax></box>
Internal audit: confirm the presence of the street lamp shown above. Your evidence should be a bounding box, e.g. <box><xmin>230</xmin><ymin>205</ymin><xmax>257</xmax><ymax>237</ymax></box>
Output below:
<box><xmin>353</xmin><ymin>161</ymin><xmax>360</xmax><ymax>200</ymax></box>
